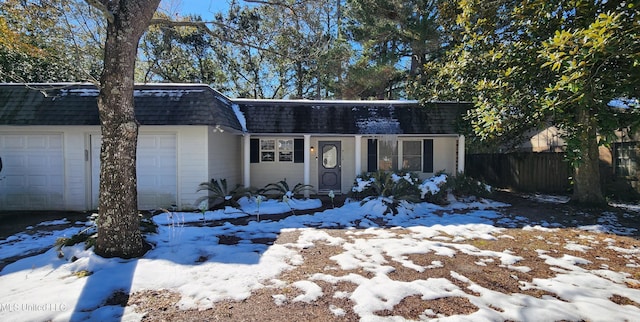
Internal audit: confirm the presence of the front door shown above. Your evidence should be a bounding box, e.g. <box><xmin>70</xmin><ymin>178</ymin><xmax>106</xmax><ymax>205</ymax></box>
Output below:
<box><xmin>318</xmin><ymin>141</ymin><xmax>341</xmax><ymax>192</ymax></box>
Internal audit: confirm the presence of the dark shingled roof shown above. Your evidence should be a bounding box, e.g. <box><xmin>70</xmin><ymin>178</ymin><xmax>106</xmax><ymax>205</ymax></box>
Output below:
<box><xmin>0</xmin><ymin>83</ymin><xmax>243</xmax><ymax>131</ymax></box>
<box><xmin>235</xmin><ymin>99</ymin><xmax>468</xmax><ymax>135</ymax></box>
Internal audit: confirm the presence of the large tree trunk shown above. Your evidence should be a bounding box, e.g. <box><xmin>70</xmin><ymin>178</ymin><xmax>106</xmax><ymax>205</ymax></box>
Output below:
<box><xmin>94</xmin><ymin>0</ymin><xmax>161</xmax><ymax>258</ymax></box>
<box><xmin>571</xmin><ymin>107</ymin><xmax>605</xmax><ymax>205</ymax></box>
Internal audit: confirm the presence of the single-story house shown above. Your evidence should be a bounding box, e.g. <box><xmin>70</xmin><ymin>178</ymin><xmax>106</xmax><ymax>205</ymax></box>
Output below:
<box><xmin>0</xmin><ymin>83</ymin><xmax>468</xmax><ymax>211</ymax></box>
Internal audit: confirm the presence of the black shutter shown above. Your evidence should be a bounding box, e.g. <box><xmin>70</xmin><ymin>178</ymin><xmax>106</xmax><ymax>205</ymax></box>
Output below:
<box><xmin>250</xmin><ymin>138</ymin><xmax>260</xmax><ymax>163</ymax></box>
<box><xmin>423</xmin><ymin>139</ymin><xmax>433</xmax><ymax>173</ymax></box>
<box><xmin>367</xmin><ymin>139</ymin><xmax>378</xmax><ymax>172</ymax></box>
<box><xmin>293</xmin><ymin>138</ymin><xmax>304</xmax><ymax>163</ymax></box>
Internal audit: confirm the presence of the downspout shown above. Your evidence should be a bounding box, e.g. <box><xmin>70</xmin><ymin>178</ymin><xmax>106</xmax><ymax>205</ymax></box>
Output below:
<box><xmin>304</xmin><ymin>134</ymin><xmax>311</xmax><ymax>198</ymax></box>
<box><xmin>243</xmin><ymin>134</ymin><xmax>251</xmax><ymax>188</ymax></box>
<box><xmin>457</xmin><ymin>135</ymin><xmax>465</xmax><ymax>174</ymax></box>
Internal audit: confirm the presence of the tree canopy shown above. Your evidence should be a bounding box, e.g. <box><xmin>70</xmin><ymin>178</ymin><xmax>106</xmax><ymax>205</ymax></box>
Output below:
<box><xmin>0</xmin><ymin>0</ymin><xmax>104</xmax><ymax>82</ymax></box>
<box><xmin>415</xmin><ymin>0</ymin><xmax>639</xmax><ymax>203</ymax></box>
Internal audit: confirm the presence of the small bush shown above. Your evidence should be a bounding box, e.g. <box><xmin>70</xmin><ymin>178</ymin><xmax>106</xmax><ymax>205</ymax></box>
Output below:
<box><xmin>350</xmin><ymin>171</ymin><xmax>421</xmax><ymax>214</ymax></box>
<box><xmin>195</xmin><ymin>178</ymin><xmax>254</xmax><ymax>210</ymax></box>
<box><xmin>444</xmin><ymin>172</ymin><xmax>492</xmax><ymax>198</ymax></box>
<box><xmin>419</xmin><ymin>173</ymin><xmax>449</xmax><ymax>205</ymax></box>
<box><xmin>421</xmin><ymin>172</ymin><xmax>492</xmax><ymax>204</ymax></box>
<box><xmin>259</xmin><ymin>179</ymin><xmax>314</xmax><ymax>200</ymax></box>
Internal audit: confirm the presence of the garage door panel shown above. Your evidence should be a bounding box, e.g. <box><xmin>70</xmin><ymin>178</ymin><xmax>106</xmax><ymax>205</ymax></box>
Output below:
<box><xmin>3</xmin><ymin>155</ymin><xmax>25</xmax><ymax>169</ymax></box>
<box><xmin>137</xmin><ymin>175</ymin><xmax>157</xmax><ymax>186</ymax></box>
<box><xmin>3</xmin><ymin>175</ymin><xmax>26</xmax><ymax>187</ymax></box>
<box><xmin>2</xmin><ymin>135</ymin><xmax>25</xmax><ymax>148</ymax></box>
<box><xmin>159</xmin><ymin>158</ymin><xmax>176</xmax><ymax>168</ymax></box>
<box><xmin>27</xmin><ymin>136</ymin><xmax>48</xmax><ymax>148</ymax></box>
<box><xmin>138</xmin><ymin>157</ymin><xmax>158</xmax><ymax>168</ymax></box>
<box><xmin>158</xmin><ymin>137</ymin><xmax>176</xmax><ymax>148</ymax></box>
<box><xmin>27</xmin><ymin>155</ymin><xmax>49</xmax><ymax>169</ymax></box>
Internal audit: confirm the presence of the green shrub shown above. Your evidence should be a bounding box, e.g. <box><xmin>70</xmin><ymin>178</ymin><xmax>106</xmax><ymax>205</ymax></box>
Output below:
<box><xmin>419</xmin><ymin>172</ymin><xmax>449</xmax><ymax>205</ymax></box>
<box><xmin>195</xmin><ymin>178</ymin><xmax>254</xmax><ymax>210</ymax></box>
<box><xmin>259</xmin><ymin>179</ymin><xmax>314</xmax><ymax>200</ymax></box>
<box><xmin>350</xmin><ymin>171</ymin><xmax>421</xmax><ymax>214</ymax></box>
<box><xmin>419</xmin><ymin>172</ymin><xmax>492</xmax><ymax>204</ymax></box>
<box><xmin>350</xmin><ymin>171</ymin><xmax>492</xmax><ymax>211</ymax></box>
<box><xmin>444</xmin><ymin>172</ymin><xmax>492</xmax><ymax>198</ymax></box>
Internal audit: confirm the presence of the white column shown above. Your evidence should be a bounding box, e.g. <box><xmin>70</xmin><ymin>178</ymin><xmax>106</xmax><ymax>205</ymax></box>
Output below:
<box><xmin>354</xmin><ymin>135</ymin><xmax>362</xmax><ymax>176</ymax></box>
<box><xmin>303</xmin><ymin>134</ymin><xmax>311</xmax><ymax>198</ymax></box>
<box><xmin>243</xmin><ymin>134</ymin><xmax>251</xmax><ymax>187</ymax></box>
<box><xmin>457</xmin><ymin>135</ymin><xmax>465</xmax><ymax>174</ymax></box>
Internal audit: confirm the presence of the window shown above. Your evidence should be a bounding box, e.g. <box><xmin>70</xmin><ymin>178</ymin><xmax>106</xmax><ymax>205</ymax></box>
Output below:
<box><xmin>614</xmin><ymin>142</ymin><xmax>638</xmax><ymax>177</ymax></box>
<box><xmin>278</xmin><ymin>139</ymin><xmax>293</xmax><ymax>162</ymax></box>
<box><xmin>368</xmin><ymin>138</ymin><xmax>433</xmax><ymax>173</ymax></box>
<box><xmin>402</xmin><ymin>141</ymin><xmax>422</xmax><ymax>171</ymax></box>
<box><xmin>256</xmin><ymin>138</ymin><xmax>297</xmax><ymax>163</ymax></box>
<box><xmin>260</xmin><ymin>139</ymin><xmax>275</xmax><ymax>162</ymax></box>
<box><xmin>378</xmin><ymin>140</ymin><xmax>398</xmax><ymax>171</ymax></box>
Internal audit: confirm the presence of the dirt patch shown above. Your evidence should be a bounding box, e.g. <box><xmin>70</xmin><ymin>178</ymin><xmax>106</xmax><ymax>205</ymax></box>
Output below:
<box><xmin>128</xmin><ymin>227</ymin><xmax>640</xmax><ymax>321</ymax></box>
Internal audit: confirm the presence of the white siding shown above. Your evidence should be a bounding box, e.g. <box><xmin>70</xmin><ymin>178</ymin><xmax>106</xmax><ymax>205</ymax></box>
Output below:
<box><xmin>207</xmin><ymin>128</ymin><xmax>242</xmax><ymax>190</ymax></box>
<box><xmin>250</xmin><ymin>162</ymin><xmax>305</xmax><ymax>191</ymax></box>
<box><xmin>433</xmin><ymin>137</ymin><xmax>458</xmax><ymax>176</ymax></box>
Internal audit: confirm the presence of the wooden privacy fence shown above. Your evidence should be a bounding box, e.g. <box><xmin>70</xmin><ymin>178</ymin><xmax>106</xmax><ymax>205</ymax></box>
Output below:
<box><xmin>465</xmin><ymin>152</ymin><xmax>572</xmax><ymax>193</ymax></box>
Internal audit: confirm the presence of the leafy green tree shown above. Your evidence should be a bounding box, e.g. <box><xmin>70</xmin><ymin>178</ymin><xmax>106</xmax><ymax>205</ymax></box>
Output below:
<box><xmin>0</xmin><ymin>0</ymin><xmax>78</xmax><ymax>81</ymax></box>
<box><xmin>0</xmin><ymin>0</ymin><xmax>104</xmax><ymax>82</ymax></box>
<box><xmin>416</xmin><ymin>0</ymin><xmax>639</xmax><ymax>204</ymax></box>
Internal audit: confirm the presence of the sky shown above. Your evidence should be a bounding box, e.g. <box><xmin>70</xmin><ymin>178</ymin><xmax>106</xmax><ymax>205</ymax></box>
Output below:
<box><xmin>159</xmin><ymin>0</ymin><xmax>240</xmax><ymax>20</ymax></box>
<box><xmin>1</xmin><ymin>182</ymin><xmax>640</xmax><ymax>321</ymax></box>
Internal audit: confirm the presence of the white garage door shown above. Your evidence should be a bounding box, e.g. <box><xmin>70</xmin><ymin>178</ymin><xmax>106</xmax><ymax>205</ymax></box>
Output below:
<box><xmin>91</xmin><ymin>134</ymin><xmax>177</xmax><ymax>210</ymax></box>
<box><xmin>0</xmin><ymin>134</ymin><xmax>64</xmax><ymax>210</ymax></box>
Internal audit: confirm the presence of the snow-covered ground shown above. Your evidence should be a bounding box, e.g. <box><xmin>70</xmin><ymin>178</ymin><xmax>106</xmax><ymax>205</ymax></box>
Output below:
<box><xmin>0</xmin><ymin>195</ymin><xmax>639</xmax><ymax>321</ymax></box>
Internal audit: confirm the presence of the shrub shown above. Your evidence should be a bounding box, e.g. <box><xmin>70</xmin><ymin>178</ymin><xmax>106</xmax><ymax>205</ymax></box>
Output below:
<box><xmin>420</xmin><ymin>172</ymin><xmax>492</xmax><ymax>204</ymax></box>
<box><xmin>350</xmin><ymin>171</ymin><xmax>492</xmax><ymax>211</ymax></box>
<box><xmin>351</xmin><ymin>171</ymin><xmax>421</xmax><ymax>200</ymax></box>
<box><xmin>195</xmin><ymin>178</ymin><xmax>254</xmax><ymax>210</ymax></box>
<box><xmin>444</xmin><ymin>172</ymin><xmax>492</xmax><ymax>198</ymax></box>
<box><xmin>259</xmin><ymin>179</ymin><xmax>314</xmax><ymax>200</ymax></box>
<box><xmin>419</xmin><ymin>173</ymin><xmax>449</xmax><ymax>204</ymax></box>
<box><xmin>350</xmin><ymin>171</ymin><xmax>421</xmax><ymax>214</ymax></box>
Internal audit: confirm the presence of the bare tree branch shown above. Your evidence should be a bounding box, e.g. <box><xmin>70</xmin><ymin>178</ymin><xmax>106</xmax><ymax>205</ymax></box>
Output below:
<box><xmin>149</xmin><ymin>19</ymin><xmax>286</xmax><ymax>57</ymax></box>
<box><xmin>84</xmin><ymin>0</ymin><xmax>114</xmax><ymax>23</ymax></box>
